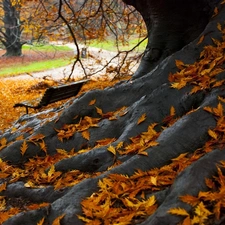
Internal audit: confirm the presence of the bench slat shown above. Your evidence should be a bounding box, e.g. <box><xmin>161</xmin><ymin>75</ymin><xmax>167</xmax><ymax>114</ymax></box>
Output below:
<box><xmin>14</xmin><ymin>79</ymin><xmax>89</xmax><ymax>113</ymax></box>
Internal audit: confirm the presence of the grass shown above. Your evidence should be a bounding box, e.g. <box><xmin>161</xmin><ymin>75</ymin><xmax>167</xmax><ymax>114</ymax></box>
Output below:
<box><xmin>88</xmin><ymin>37</ymin><xmax>147</xmax><ymax>52</ymax></box>
<box><xmin>0</xmin><ymin>58</ymin><xmax>72</xmax><ymax>77</ymax></box>
<box><xmin>0</xmin><ymin>44</ymin><xmax>74</xmax><ymax>77</ymax></box>
<box><xmin>23</xmin><ymin>44</ymin><xmax>72</xmax><ymax>52</ymax></box>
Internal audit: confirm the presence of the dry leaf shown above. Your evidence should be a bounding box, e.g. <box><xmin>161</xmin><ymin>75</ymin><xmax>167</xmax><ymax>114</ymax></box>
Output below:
<box><xmin>82</xmin><ymin>130</ymin><xmax>90</xmax><ymax>140</ymax></box>
<box><xmin>168</xmin><ymin>207</ymin><xmax>189</xmax><ymax>216</ymax></box>
<box><xmin>197</xmin><ymin>35</ymin><xmax>204</xmax><ymax>45</ymax></box>
<box><xmin>175</xmin><ymin>60</ymin><xmax>185</xmax><ymax>69</ymax></box>
<box><xmin>170</xmin><ymin>106</ymin><xmax>176</xmax><ymax>116</ymax></box>
<box><xmin>137</xmin><ymin>113</ymin><xmax>146</xmax><ymax>125</ymax></box>
<box><xmin>95</xmin><ymin>106</ymin><xmax>103</xmax><ymax>116</ymax></box>
<box><xmin>107</xmin><ymin>145</ymin><xmax>116</xmax><ymax>155</ymax></box>
<box><xmin>37</xmin><ymin>217</ymin><xmax>45</xmax><ymax>225</ymax></box>
<box><xmin>20</xmin><ymin>141</ymin><xmax>28</xmax><ymax>156</ymax></box>
<box><xmin>0</xmin><ymin>183</ymin><xmax>7</xmax><ymax>192</ymax></box>
<box><xmin>89</xmin><ymin>99</ymin><xmax>96</xmax><ymax>105</ymax></box>
<box><xmin>52</xmin><ymin>214</ymin><xmax>65</xmax><ymax>225</ymax></box>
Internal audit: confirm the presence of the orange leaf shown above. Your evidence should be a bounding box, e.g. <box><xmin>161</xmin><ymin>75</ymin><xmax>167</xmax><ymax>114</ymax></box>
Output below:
<box><xmin>168</xmin><ymin>207</ymin><xmax>189</xmax><ymax>216</ymax></box>
<box><xmin>0</xmin><ymin>183</ymin><xmax>7</xmax><ymax>192</ymax></box>
<box><xmin>37</xmin><ymin>217</ymin><xmax>45</xmax><ymax>225</ymax></box>
<box><xmin>217</xmin><ymin>23</ymin><xmax>222</xmax><ymax>31</ymax></box>
<box><xmin>180</xmin><ymin>195</ymin><xmax>199</xmax><ymax>206</ymax></box>
<box><xmin>20</xmin><ymin>141</ymin><xmax>28</xmax><ymax>156</ymax></box>
<box><xmin>175</xmin><ymin>60</ymin><xmax>185</xmax><ymax>69</ymax></box>
<box><xmin>137</xmin><ymin>113</ymin><xmax>146</xmax><ymax>125</ymax></box>
<box><xmin>82</xmin><ymin>130</ymin><xmax>90</xmax><ymax>140</ymax></box>
<box><xmin>107</xmin><ymin>145</ymin><xmax>116</xmax><ymax>155</ymax></box>
<box><xmin>52</xmin><ymin>214</ymin><xmax>65</xmax><ymax>225</ymax></box>
<box><xmin>197</xmin><ymin>35</ymin><xmax>204</xmax><ymax>45</ymax></box>
<box><xmin>39</xmin><ymin>140</ymin><xmax>47</xmax><ymax>154</ymax></box>
<box><xmin>208</xmin><ymin>129</ymin><xmax>218</xmax><ymax>140</ymax></box>
<box><xmin>89</xmin><ymin>99</ymin><xmax>96</xmax><ymax>105</ymax></box>
<box><xmin>170</xmin><ymin>106</ymin><xmax>176</xmax><ymax>116</ymax></box>
<box><xmin>212</xmin><ymin>7</ymin><xmax>219</xmax><ymax>17</ymax></box>
<box><xmin>95</xmin><ymin>106</ymin><xmax>103</xmax><ymax>116</ymax></box>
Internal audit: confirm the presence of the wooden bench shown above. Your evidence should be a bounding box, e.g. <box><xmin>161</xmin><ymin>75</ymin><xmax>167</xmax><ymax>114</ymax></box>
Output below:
<box><xmin>14</xmin><ymin>79</ymin><xmax>89</xmax><ymax>114</ymax></box>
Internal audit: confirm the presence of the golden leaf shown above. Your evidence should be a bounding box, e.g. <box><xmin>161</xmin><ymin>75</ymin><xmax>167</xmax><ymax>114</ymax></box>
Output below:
<box><xmin>116</xmin><ymin>141</ymin><xmax>123</xmax><ymax>149</ymax></box>
<box><xmin>218</xmin><ymin>96</ymin><xmax>225</xmax><ymax>103</ymax></box>
<box><xmin>0</xmin><ymin>197</ymin><xmax>6</xmax><ymax>211</ymax></box>
<box><xmin>24</xmin><ymin>180</ymin><xmax>35</xmax><ymax>188</ymax></box>
<box><xmin>181</xmin><ymin>216</ymin><xmax>191</xmax><ymax>225</ymax></box>
<box><xmin>29</xmin><ymin>133</ymin><xmax>45</xmax><ymax>144</ymax></box>
<box><xmin>221</xmin><ymin>0</ymin><xmax>225</xmax><ymax>4</ymax></box>
<box><xmin>0</xmin><ymin>183</ymin><xmax>7</xmax><ymax>192</ymax></box>
<box><xmin>48</xmin><ymin>165</ymin><xmax>55</xmax><ymax>178</ymax></box>
<box><xmin>89</xmin><ymin>99</ymin><xmax>96</xmax><ymax>105</ymax></box>
<box><xmin>95</xmin><ymin>106</ymin><xmax>103</xmax><ymax>116</ymax></box>
<box><xmin>95</xmin><ymin>138</ymin><xmax>116</xmax><ymax>146</ymax></box>
<box><xmin>213</xmin><ymin>7</ymin><xmax>219</xmax><ymax>17</ymax></box>
<box><xmin>195</xmin><ymin>202</ymin><xmax>212</xmax><ymax>217</ymax></box>
<box><xmin>138</xmin><ymin>151</ymin><xmax>148</xmax><ymax>156</ymax></box>
<box><xmin>217</xmin><ymin>23</ymin><xmax>222</xmax><ymax>31</ymax></box>
<box><xmin>150</xmin><ymin>176</ymin><xmax>157</xmax><ymax>186</ymax></box>
<box><xmin>37</xmin><ymin>217</ymin><xmax>45</xmax><ymax>225</ymax></box>
<box><xmin>175</xmin><ymin>60</ymin><xmax>185</xmax><ymax>69</ymax></box>
<box><xmin>203</xmin><ymin>106</ymin><xmax>213</xmax><ymax>114</ymax></box>
<box><xmin>52</xmin><ymin>214</ymin><xmax>65</xmax><ymax>225</ymax></box>
<box><xmin>82</xmin><ymin>130</ymin><xmax>90</xmax><ymax>140</ymax></box>
<box><xmin>197</xmin><ymin>35</ymin><xmax>204</xmax><ymax>45</ymax></box>
<box><xmin>168</xmin><ymin>207</ymin><xmax>189</xmax><ymax>216</ymax></box>
<box><xmin>170</xmin><ymin>106</ymin><xmax>176</xmax><ymax>116</ymax></box>
<box><xmin>39</xmin><ymin>140</ymin><xmax>47</xmax><ymax>154</ymax></box>
<box><xmin>107</xmin><ymin>145</ymin><xmax>116</xmax><ymax>155</ymax></box>
<box><xmin>0</xmin><ymin>138</ymin><xmax>7</xmax><ymax>151</ymax></box>
<box><xmin>191</xmin><ymin>86</ymin><xmax>201</xmax><ymax>94</ymax></box>
<box><xmin>180</xmin><ymin>195</ymin><xmax>199</xmax><ymax>207</ymax></box>
<box><xmin>208</xmin><ymin>129</ymin><xmax>218</xmax><ymax>140</ymax></box>
<box><xmin>137</xmin><ymin>113</ymin><xmax>146</xmax><ymax>125</ymax></box>
<box><xmin>20</xmin><ymin>141</ymin><xmax>28</xmax><ymax>156</ymax></box>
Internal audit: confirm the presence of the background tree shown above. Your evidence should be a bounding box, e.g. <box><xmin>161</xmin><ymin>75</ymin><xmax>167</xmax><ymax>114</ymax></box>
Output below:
<box><xmin>0</xmin><ymin>0</ymin><xmax>23</xmax><ymax>56</ymax></box>
<box><xmin>0</xmin><ymin>0</ymin><xmax>225</xmax><ymax>224</ymax></box>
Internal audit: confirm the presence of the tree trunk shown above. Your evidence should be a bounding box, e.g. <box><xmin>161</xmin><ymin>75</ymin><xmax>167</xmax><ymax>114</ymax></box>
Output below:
<box><xmin>1</xmin><ymin>0</ymin><xmax>23</xmax><ymax>57</ymax></box>
<box><xmin>1</xmin><ymin>0</ymin><xmax>225</xmax><ymax>225</ymax></box>
<box><xmin>124</xmin><ymin>0</ymin><xmax>220</xmax><ymax>78</ymax></box>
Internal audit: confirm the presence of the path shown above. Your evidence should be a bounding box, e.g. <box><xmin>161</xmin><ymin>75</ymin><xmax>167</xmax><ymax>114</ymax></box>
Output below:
<box><xmin>4</xmin><ymin>44</ymin><xmax>139</xmax><ymax>81</ymax></box>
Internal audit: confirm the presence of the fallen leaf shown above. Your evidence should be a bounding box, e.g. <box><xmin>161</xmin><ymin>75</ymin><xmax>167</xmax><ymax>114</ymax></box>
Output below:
<box><xmin>168</xmin><ymin>207</ymin><xmax>189</xmax><ymax>216</ymax></box>
<box><xmin>82</xmin><ymin>130</ymin><xmax>90</xmax><ymax>140</ymax></box>
<box><xmin>20</xmin><ymin>141</ymin><xmax>28</xmax><ymax>156</ymax></box>
<box><xmin>197</xmin><ymin>35</ymin><xmax>204</xmax><ymax>45</ymax></box>
<box><xmin>137</xmin><ymin>113</ymin><xmax>146</xmax><ymax>125</ymax></box>
<box><xmin>107</xmin><ymin>145</ymin><xmax>116</xmax><ymax>155</ymax></box>
<box><xmin>52</xmin><ymin>214</ymin><xmax>65</xmax><ymax>225</ymax></box>
<box><xmin>89</xmin><ymin>99</ymin><xmax>96</xmax><ymax>105</ymax></box>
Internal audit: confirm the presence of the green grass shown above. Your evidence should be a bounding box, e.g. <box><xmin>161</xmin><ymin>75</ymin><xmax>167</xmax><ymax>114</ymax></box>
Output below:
<box><xmin>0</xmin><ymin>44</ymin><xmax>74</xmax><ymax>77</ymax></box>
<box><xmin>88</xmin><ymin>37</ymin><xmax>147</xmax><ymax>52</ymax></box>
<box><xmin>23</xmin><ymin>44</ymin><xmax>72</xmax><ymax>52</ymax></box>
<box><xmin>0</xmin><ymin>58</ymin><xmax>72</xmax><ymax>77</ymax></box>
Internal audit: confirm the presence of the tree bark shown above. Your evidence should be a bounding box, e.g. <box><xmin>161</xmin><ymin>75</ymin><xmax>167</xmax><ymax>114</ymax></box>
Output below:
<box><xmin>1</xmin><ymin>0</ymin><xmax>225</xmax><ymax>225</ymax></box>
<box><xmin>123</xmin><ymin>0</ymin><xmax>220</xmax><ymax>78</ymax></box>
<box><xmin>1</xmin><ymin>0</ymin><xmax>23</xmax><ymax>57</ymax></box>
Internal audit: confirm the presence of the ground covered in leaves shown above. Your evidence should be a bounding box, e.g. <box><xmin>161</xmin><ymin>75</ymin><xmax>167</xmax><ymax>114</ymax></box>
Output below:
<box><xmin>0</xmin><ymin>76</ymin><xmax>127</xmax><ymax>132</ymax></box>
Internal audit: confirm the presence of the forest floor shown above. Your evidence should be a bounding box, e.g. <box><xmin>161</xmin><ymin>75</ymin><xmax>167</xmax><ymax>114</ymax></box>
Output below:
<box><xmin>0</xmin><ymin>46</ymin><xmax>135</xmax><ymax>132</ymax></box>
